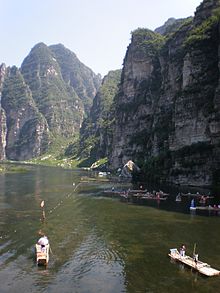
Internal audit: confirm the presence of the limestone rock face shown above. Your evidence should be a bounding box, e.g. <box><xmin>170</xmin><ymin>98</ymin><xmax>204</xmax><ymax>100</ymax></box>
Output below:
<box><xmin>0</xmin><ymin>42</ymin><xmax>101</xmax><ymax>161</ymax></box>
<box><xmin>76</xmin><ymin>70</ymin><xmax>121</xmax><ymax>162</ymax></box>
<box><xmin>120</xmin><ymin>160</ymin><xmax>140</xmax><ymax>178</ymax></box>
<box><xmin>194</xmin><ymin>0</ymin><xmax>220</xmax><ymax>25</ymax></box>
<box><xmin>0</xmin><ymin>108</ymin><xmax>7</xmax><ymax>160</ymax></box>
<box><xmin>49</xmin><ymin>44</ymin><xmax>102</xmax><ymax>114</ymax></box>
<box><xmin>155</xmin><ymin>17</ymin><xmax>193</xmax><ymax>36</ymax></box>
<box><xmin>20</xmin><ymin>43</ymin><xmax>84</xmax><ymax>137</ymax></box>
<box><xmin>110</xmin><ymin>0</ymin><xmax>220</xmax><ymax>186</ymax></box>
<box><xmin>1</xmin><ymin>66</ymin><xmax>50</xmax><ymax>160</ymax></box>
<box><xmin>111</xmin><ymin>29</ymin><xmax>163</xmax><ymax>167</ymax></box>
<box><xmin>0</xmin><ymin>64</ymin><xmax>7</xmax><ymax>160</ymax></box>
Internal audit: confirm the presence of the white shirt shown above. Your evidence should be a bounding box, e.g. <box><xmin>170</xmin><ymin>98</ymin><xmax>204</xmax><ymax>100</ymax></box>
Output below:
<box><xmin>38</xmin><ymin>236</ymin><xmax>49</xmax><ymax>246</ymax></box>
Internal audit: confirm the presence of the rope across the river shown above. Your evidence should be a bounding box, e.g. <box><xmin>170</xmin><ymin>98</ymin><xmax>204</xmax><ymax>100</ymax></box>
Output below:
<box><xmin>40</xmin><ymin>182</ymin><xmax>81</xmax><ymax>218</ymax></box>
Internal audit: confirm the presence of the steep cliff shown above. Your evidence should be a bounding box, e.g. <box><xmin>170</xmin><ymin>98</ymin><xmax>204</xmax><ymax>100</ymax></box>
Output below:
<box><xmin>20</xmin><ymin>43</ymin><xmax>84</xmax><ymax>137</ymax></box>
<box><xmin>1</xmin><ymin>66</ymin><xmax>50</xmax><ymax>160</ymax></box>
<box><xmin>0</xmin><ymin>43</ymin><xmax>101</xmax><ymax>161</ymax></box>
<box><xmin>66</xmin><ymin>70</ymin><xmax>121</xmax><ymax>165</ymax></box>
<box><xmin>111</xmin><ymin>28</ymin><xmax>165</xmax><ymax>167</ymax></box>
<box><xmin>155</xmin><ymin>17</ymin><xmax>193</xmax><ymax>36</ymax></box>
<box><xmin>49</xmin><ymin>44</ymin><xmax>102</xmax><ymax>113</ymax></box>
<box><xmin>110</xmin><ymin>0</ymin><xmax>220</xmax><ymax>186</ymax></box>
<box><xmin>0</xmin><ymin>64</ymin><xmax>7</xmax><ymax>160</ymax></box>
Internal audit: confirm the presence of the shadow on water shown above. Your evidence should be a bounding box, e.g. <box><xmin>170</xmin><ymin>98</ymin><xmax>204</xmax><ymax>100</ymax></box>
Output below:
<box><xmin>89</xmin><ymin>178</ymin><xmax>220</xmax><ymax>218</ymax></box>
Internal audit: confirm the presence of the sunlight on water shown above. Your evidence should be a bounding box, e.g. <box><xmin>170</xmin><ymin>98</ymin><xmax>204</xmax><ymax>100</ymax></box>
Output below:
<box><xmin>0</xmin><ymin>165</ymin><xmax>220</xmax><ymax>292</ymax></box>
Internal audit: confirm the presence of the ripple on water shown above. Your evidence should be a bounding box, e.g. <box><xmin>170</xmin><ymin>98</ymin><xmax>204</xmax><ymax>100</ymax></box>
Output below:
<box><xmin>0</xmin><ymin>249</ymin><xmax>16</xmax><ymax>266</ymax></box>
<box><xmin>42</xmin><ymin>232</ymin><xmax>126</xmax><ymax>293</ymax></box>
<box><xmin>0</xmin><ymin>240</ymin><xmax>12</xmax><ymax>252</ymax></box>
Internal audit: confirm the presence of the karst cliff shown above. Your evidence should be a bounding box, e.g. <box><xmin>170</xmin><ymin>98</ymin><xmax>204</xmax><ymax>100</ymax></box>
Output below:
<box><xmin>0</xmin><ymin>43</ymin><xmax>101</xmax><ymax>160</ymax></box>
<box><xmin>0</xmin><ymin>0</ymin><xmax>219</xmax><ymax>187</ymax></box>
<box><xmin>110</xmin><ymin>0</ymin><xmax>220</xmax><ymax>186</ymax></box>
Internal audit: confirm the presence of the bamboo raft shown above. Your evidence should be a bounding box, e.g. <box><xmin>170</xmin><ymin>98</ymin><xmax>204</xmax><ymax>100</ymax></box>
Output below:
<box><xmin>195</xmin><ymin>206</ymin><xmax>220</xmax><ymax>211</ymax></box>
<box><xmin>181</xmin><ymin>192</ymin><xmax>205</xmax><ymax>198</ymax></box>
<box><xmin>132</xmin><ymin>192</ymin><xmax>168</xmax><ymax>201</ymax></box>
<box><xmin>36</xmin><ymin>243</ymin><xmax>50</xmax><ymax>266</ymax></box>
<box><xmin>127</xmin><ymin>189</ymin><xmax>148</xmax><ymax>194</ymax></box>
<box><xmin>140</xmin><ymin>194</ymin><xmax>168</xmax><ymax>201</ymax></box>
<box><xmin>103</xmin><ymin>190</ymin><xmax>123</xmax><ymax>196</ymax></box>
<box><xmin>104</xmin><ymin>189</ymin><xmax>148</xmax><ymax>195</ymax></box>
<box><xmin>169</xmin><ymin>248</ymin><xmax>220</xmax><ymax>277</ymax></box>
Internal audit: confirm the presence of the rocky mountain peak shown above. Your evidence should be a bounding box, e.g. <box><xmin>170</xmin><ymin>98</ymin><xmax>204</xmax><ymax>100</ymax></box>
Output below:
<box><xmin>0</xmin><ymin>42</ymin><xmax>101</xmax><ymax>161</ymax></box>
<box><xmin>155</xmin><ymin>17</ymin><xmax>193</xmax><ymax>36</ymax></box>
<box><xmin>0</xmin><ymin>63</ymin><xmax>7</xmax><ymax>77</ymax></box>
<box><xmin>155</xmin><ymin>17</ymin><xmax>176</xmax><ymax>34</ymax></box>
<box><xmin>49</xmin><ymin>43</ymin><xmax>101</xmax><ymax>113</ymax></box>
<box><xmin>194</xmin><ymin>0</ymin><xmax>220</xmax><ymax>25</ymax></box>
<box><xmin>0</xmin><ymin>63</ymin><xmax>7</xmax><ymax>89</ymax></box>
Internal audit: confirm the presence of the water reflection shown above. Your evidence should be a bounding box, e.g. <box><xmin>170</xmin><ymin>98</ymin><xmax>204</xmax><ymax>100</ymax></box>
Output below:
<box><xmin>0</xmin><ymin>165</ymin><xmax>220</xmax><ymax>292</ymax></box>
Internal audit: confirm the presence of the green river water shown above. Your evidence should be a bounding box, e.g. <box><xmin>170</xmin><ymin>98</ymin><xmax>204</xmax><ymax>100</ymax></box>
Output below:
<box><xmin>0</xmin><ymin>165</ymin><xmax>220</xmax><ymax>293</ymax></box>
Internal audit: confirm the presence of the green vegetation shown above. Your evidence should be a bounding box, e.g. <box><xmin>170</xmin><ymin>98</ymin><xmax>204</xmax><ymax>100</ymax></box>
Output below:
<box><xmin>133</xmin><ymin>142</ymin><xmax>215</xmax><ymax>184</ymax></box>
<box><xmin>29</xmin><ymin>155</ymin><xmax>81</xmax><ymax>168</ymax></box>
<box><xmin>133</xmin><ymin>151</ymin><xmax>172</xmax><ymax>183</ymax></box>
<box><xmin>28</xmin><ymin>133</ymin><xmax>81</xmax><ymax>168</ymax></box>
<box><xmin>0</xmin><ymin>1</ymin><xmax>219</xmax><ymax>189</ymax></box>
<box><xmin>157</xmin><ymin>17</ymin><xmax>193</xmax><ymax>37</ymax></box>
<box><xmin>49</xmin><ymin>44</ymin><xmax>101</xmax><ymax>114</ymax></box>
<box><xmin>132</xmin><ymin>28</ymin><xmax>165</xmax><ymax>57</ymax></box>
<box><xmin>26</xmin><ymin>134</ymin><xmax>79</xmax><ymax>168</ymax></box>
<box><xmin>1</xmin><ymin>66</ymin><xmax>50</xmax><ymax>159</ymax></box>
<box><xmin>2</xmin><ymin>66</ymin><xmax>35</xmax><ymax>109</ymax></box>
<box><xmin>21</xmin><ymin>43</ymin><xmax>83</xmax><ymax>137</ymax></box>
<box><xmin>67</xmin><ymin>70</ymin><xmax>121</xmax><ymax>168</ymax></box>
<box><xmin>78</xmin><ymin>157</ymin><xmax>108</xmax><ymax>169</ymax></box>
<box><xmin>0</xmin><ymin>42</ymin><xmax>102</xmax><ymax>161</ymax></box>
<box><xmin>0</xmin><ymin>163</ymin><xmax>29</xmax><ymax>173</ymax></box>
<box><xmin>184</xmin><ymin>11</ymin><xmax>220</xmax><ymax>46</ymax></box>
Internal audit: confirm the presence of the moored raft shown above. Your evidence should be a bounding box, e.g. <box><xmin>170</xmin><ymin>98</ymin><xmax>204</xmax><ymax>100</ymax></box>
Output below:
<box><xmin>127</xmin><ymin>189</ymin><xmax>148</xmax><ymax>194</ymax></box>
<box><xmin>195</xmin><ymin>206</ymin><xmax>220</xmax><ymax>211</ymax></box>
<box><xmin>140</xmin><ymin>194</ymin><xmax>168</xmax><ymax>201</ymax></box>
<box><xmin>169</xmin><ymin>248</ymin><xmax>220</xmax><ymax>277</ymax></box>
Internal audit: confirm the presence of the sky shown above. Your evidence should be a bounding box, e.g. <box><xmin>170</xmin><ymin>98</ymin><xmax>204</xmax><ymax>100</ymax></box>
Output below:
<box><xmin>0</xmin><ymin>0</ymin><xmax>202</xmax><ymax>77</ymax></box>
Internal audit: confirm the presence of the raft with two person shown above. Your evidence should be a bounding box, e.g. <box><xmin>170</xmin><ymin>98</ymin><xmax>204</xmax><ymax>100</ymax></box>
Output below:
<box><xmin>169</xmin><ymin>245</ymin><xmax>220</xmax><ymax>277</ymax></box>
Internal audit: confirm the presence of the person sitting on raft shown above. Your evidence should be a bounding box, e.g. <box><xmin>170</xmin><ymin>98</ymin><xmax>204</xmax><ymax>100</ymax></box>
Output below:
<box><xmin>38</xmin><ymin>235</ymin><xmax>49</xmax><ymax>251</ymax></box>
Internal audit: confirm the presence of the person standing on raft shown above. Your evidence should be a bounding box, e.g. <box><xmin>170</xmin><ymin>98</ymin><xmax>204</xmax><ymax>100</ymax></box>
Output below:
<box><xmin>180</xmin><ymin>244</ymin><xmax>186</xmax><ymax>257</ymax></box>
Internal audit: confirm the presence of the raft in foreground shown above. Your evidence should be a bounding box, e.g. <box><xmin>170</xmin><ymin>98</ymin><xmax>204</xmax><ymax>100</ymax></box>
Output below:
<box><xmin>36</xmin><ymin>243</ymin><xmax>50</xmax><ymax>266</ymax></box>
<box><xmin>169</xmin><ymin>248</ymin><xmax>220</xmax><ymax>277</ymax></box>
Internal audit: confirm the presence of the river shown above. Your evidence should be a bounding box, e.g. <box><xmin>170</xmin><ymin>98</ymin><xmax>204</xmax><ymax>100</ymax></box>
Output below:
<box><xmin>0</xmin><ymin>164</ymin><xmax>220</xmax><ymax>293</ymax></box>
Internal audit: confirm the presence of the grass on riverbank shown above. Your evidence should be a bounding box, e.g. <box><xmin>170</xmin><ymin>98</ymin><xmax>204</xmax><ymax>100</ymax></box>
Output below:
<box><xmin>0</xmin><ymin>163</ymin><xmax>30</xmax><ymax>173</ymax></box>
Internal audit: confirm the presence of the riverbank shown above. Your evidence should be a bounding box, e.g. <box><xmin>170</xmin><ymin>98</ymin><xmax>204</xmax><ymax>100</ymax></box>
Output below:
<box><xmin>0</xmin><ymin>162</ymin><xmax>30</xmax><ymax>173</ymax></box>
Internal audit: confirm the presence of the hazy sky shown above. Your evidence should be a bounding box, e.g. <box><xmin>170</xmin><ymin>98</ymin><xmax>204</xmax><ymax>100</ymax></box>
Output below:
<box><xmin>1</xmin><ymin>0</ymin><xmax>202</xmax><ymax>76</ymax></box>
